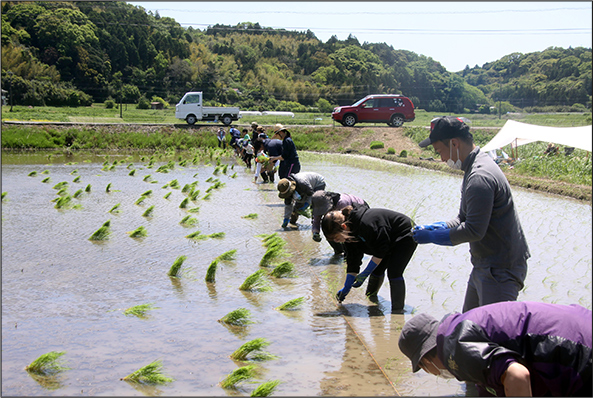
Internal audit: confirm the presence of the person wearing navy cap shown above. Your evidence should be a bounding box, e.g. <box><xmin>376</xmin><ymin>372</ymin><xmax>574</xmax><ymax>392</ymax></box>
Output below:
<box><xmin>413</xmin><ymin>116</ymin><xmax>530</xmax><ymax>313</ymax></box>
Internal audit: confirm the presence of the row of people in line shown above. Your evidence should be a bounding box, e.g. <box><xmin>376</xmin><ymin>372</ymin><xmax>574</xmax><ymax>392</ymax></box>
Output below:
<box><xmin>268</xmin><ymin>117</ymin><xmax>591</xmax><ymax>397</ymax></box>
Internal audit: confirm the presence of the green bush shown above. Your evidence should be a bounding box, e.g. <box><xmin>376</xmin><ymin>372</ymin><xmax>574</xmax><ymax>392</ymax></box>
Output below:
<box><xmin>105</xmin><ymin>98</ymin><xmax>116</xmax><ymax>109</ymax></box>
<box><xmin>399</xmin><ymin>150</ymin><xmax>408</xmax><ymax>157</ymax></box>
<box><xmin>151</xmin><ymin>96</ymin><xmax>170</xmax><ymax>109</ymax></box>
<box><xmin>137</xmin><ymin>96</ymin><xmax>150</xmax><ymax>110</ymax></box>
<box><xmin>370</xmin><ymin>141</ymin><xmax>384</xmax><ymax>150</ymax></box>
<box><xmin>387</xmin><ymin>147</ymin><xmax>396</xmax><ymax>154</ymax></box>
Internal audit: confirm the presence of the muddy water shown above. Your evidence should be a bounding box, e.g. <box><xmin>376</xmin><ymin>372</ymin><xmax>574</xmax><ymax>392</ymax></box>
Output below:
<box><xmin>2</xmin><ymin>150</ymin><xmax>591</xmax><ymax>396</ymax></box>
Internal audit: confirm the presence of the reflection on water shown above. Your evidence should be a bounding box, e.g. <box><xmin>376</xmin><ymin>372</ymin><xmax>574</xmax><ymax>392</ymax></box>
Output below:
<box><xmin>2</xmin><ymin>150</ymin><xmax>590</xmax><ymax>396</ymax></box>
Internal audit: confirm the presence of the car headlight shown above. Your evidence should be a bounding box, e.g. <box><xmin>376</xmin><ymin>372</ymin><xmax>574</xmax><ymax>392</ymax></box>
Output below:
<box><xmin>333</xmin><ymin>107</ymin><xmax>341</xmax><ymax>113</ymax></box>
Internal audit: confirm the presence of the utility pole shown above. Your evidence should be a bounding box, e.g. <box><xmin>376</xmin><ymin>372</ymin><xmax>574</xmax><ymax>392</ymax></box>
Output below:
<box><xmin>8</xmin><ymin>70</ymin><xmax>14</xmax><ymax>112</ymax></box>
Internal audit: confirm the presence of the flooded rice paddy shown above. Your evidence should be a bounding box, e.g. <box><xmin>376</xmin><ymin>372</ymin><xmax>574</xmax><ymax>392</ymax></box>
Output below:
<box><xmin>2</xmin><ymin>149</ymin><xmax>591</xmax><ymax>396</ymax></box>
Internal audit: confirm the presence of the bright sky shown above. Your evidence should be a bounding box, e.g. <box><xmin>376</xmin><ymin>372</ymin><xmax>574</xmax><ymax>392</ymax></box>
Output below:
<box><xmin>128</xmin><ymin>1</ymin><xmax>592</xmax><ymax>72</ymax></box>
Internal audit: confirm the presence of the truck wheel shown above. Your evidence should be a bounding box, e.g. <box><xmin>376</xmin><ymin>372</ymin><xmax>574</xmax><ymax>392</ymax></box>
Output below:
<box><xmin>186</xmin><ymin>115</ymin><xmax>197</xmax><ymax>125</ymax></box>
<box><xmin>343</xmin><ymin>114</ymin><xmax>357</xmax><ymax>127</ymax></box>
<box><xmin>390</xmin><ymin>114</ymin><xmax>404</xmax><ymax>127</ymax></box>
<box><xmin>221</xmin><ymin>115</ymin><xmax>232</xmax><ymax>126</ymax></box>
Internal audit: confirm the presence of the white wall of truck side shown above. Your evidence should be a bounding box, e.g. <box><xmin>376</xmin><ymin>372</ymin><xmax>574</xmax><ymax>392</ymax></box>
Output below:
<box><xmin>175</xmin><ymin>92</ymin><xmax>241</xmax><ymax>125</ymax></box>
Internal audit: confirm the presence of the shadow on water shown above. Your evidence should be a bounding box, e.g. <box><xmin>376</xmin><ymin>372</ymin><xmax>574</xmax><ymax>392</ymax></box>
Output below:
<box><xmin>1</xmin><ymin>150</ymin><xmax>590</xmax><ymax>396</ymax></box>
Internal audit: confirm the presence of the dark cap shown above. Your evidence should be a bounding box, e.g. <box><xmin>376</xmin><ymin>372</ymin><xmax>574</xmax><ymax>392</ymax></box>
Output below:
<box><xmin>398</xmin><ymin>313</ymin><xmax>439</xmax><ymax>372</ymax></box>
<box><xmin>419</xmin><ymin>116</ymin><xmax>470</xmax><ymax>148</ymax></box>
<box><xmin>312</xmin><ymin>191</ymin><xmax>333</xmax><ymax>217</ymax></box>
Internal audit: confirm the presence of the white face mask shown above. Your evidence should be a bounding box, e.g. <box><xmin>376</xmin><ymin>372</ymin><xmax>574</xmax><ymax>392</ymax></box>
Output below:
<box><xmin>430</xmin><ymin>359</ymin><xmax>456</xmax><ymax>380</ymax></box>
<box><xmin>447</xmin><ymin>144</ymin><xmax>462</xmax><ymax>170</ymax></box>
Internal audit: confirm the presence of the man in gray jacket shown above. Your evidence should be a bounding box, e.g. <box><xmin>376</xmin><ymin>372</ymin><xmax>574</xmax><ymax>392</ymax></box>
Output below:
<box><xmin>277</xmin><ymin>172</ymin><xmax>326</xmax><ymax>230</ymax></box>
<box><xmin>412</xmin><ymin>116</ymin><xmax>530</xmax><ymax>312</ymax></box>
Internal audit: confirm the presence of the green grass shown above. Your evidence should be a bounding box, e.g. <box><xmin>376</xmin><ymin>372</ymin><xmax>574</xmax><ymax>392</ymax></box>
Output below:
<box><xmin>121</xmin><ymin>359</ymin><xmax>173</xmax><ymax>385</ymax></box>
<box><xmin>240</xmin><ymin>269</ymin><xmax>272</xmax><ymax>292</ymax></box>
<box><xmin>251</xmin><ymin>380</ymin><xmax>281</xmax><ymax>397</ymax></box>
<box><xmin>89</xmin><ymin>224</ymin><xmax>111</xmax><ymax>241</ymax></box>
<box><xmin>219</xmin><ymin>308</ymin><xmax>253</xmax><ymax>326</ymax></box>
<box><xmin>220</xmin><ymin>365</ymin><xmax>257</xmax><ymax>389</ymax></box>
<box><xmin>179</xmin><ymin>215</ymin><xmax>198</xmax><ymax>226</ymax></box>
<box><xmin>142</xmin><ymin>205</ymin><xmax>155</xmax><ymax>217</ymax></box>
<box><xmin>123</xmin><ymin>303</ymin><xmax>159</xmax><ymax>318</ymax></box>
<box><xmin>128</xmin><ymin>226</ymin><xmax>147</xmax><ymax>238</ymax></box>
<box><xmin>230</xmin><ymin>338</ymin><xmax>276</xmax><ymax>361</ymax></box>
<box><xmin>242</xmin><ymin>213</ymin><xmax>258</xmax><ymax>219</ymax></box>
<box><xmin>270</xmin><ymin>261</ymin><xmax>295</xmax><ymax>278</ymax></box>
<box><xmin>25</xmin><ymin>351</ymin><xmax>69</xmax><ymax>375</ymax></box>
<box><xmin>205</xmin><ymin>259</ymin><xmax>218</xmax><ymax>282</ymax></box>
<box><xmin>275</xmin><ymin>297</ymin><xmax>305</xmax><ymax>311</ymax></box>
<box><xmin>217</xmin><ymin>249</ymin><xmax>237</xmax><ymax>261</ymax></box>
<box><xmin>186</xmin><ymin>230</ymin><xmax>208</xmax><ymax>240</ymax></box>
<box><xmin>168</xmin><ymin>255</ymin><xmax>187</xmax><ymax>277</ymax></box>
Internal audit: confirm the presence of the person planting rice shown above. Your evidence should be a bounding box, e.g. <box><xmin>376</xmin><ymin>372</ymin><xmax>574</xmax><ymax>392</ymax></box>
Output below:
<box><xmin>277</xmin><ymin>171</ymin><xmax>326</xmax><ymax>229</ymax></box>
<box><xmin>322</xmin><ymin>204</ymin><xmax>417</xmax><ymax>312</ymax></box>
<box><xmin>311</xmin><ymin>190</ymin><xmax>369</xmax><ymax>255</ymax></box>
<box><xmin>269</xmin><ymin>124</ymin><xmax>300</xmax><ymax>179</ymax></box>
<box><xmin>412</xmin><ymin>116</ymin><xmax>530</xmax><ymax>313</ymax></box>
<box><xmin>398</xmin><ymin>301</ymin><xmax>592</xmax><ymax>397</ymax></box>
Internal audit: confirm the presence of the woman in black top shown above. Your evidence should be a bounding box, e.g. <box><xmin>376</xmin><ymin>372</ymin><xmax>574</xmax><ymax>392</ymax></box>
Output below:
<box><xmin>322</xmin><ymin>203</ymin><xmax>417</xmax><ymax>313</ymax></box>
<box><xmin>269</xmin><ymin>124</ymin><xmax>301</xmax><ymax>179</ymax></box>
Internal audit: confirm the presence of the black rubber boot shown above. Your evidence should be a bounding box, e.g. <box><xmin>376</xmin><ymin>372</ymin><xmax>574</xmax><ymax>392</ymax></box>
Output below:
<box><xmin>365</xmin><ymin>274</ymin><xmax>384</xmax><ymax>303</ymax></box>
<box><xmin>389</xmin><ymin>277</ymin><xmax>406</xmax><ymax>313</ymax></box>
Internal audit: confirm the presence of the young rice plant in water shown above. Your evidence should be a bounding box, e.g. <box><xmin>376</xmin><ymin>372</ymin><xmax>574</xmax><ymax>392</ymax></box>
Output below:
<box><xmin>168</xmin><ymin>255</ymin><xmax>187</xmax><ymax>277</ymax></box>
<box><xmin>220</xmin><ymin>365</ymin><xmax>257</xmax><ymax>389</ymax></box>
<box><xmin>251</xmin><ymin>380</ymin><xmax>281</xmax><ymax>397</ymax></box>
<box><xmin>275</xmin><ymin>297</ymin><xmax>305</xmax><ymax>311</ymax></box>
<box><xmin>128</xmin><ymin>226</ymin><xmax>147</xmax><ymax>238</ymax></box>
<box><xmin>230</xmin><ymin>338</ymin><xmax>276</xmax><ymax>361</ymax></box>
<box><xmin>240</xmin><ymin>269</ymin><xmax>272</xmax><ymax>292</ymax></box>
<box><xmin>123</xmin><ymin>303</ymin><xmax>159</xmax><ymax>318</ymax></box>
<box><xmin>205</xmin><ymin>259</ymin><xmax>218</xmax><ymax>282</ymax></box>
<box><xmin>270</xmin><ymin>261</ymin><xmax>295</xmax><ymax>278</ymax></box>
<box><xmin>25</xmin><ymin>351</ymin><xmax>69</xmax><ymax>375</ymax></box>
<box><xmin>219</xmin><ymin>308</ymin><xmax>252</xmax><ymax>326</ymax></box>
<box><xmin>121</xmin><ymin>360</ymin><xmax>173</xmax><ymax>385</ymax></box>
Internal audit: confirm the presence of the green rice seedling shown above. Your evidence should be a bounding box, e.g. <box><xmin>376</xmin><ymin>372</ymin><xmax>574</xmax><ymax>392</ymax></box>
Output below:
<box><xmin>41</xmin><ymin>177</ymin><xmax>50</xmax><ymax>183</ymax></box>
<box><xmin>270</xmin><ymin>261</ymin><xmax>295</xmax><ymax>278</ymax></box>
<box><xmin>202</xmin><ymin>192</ymin><xmax>211</xmax><ymax>200</ymax></box>
<box><xmin>219</xmin><ymin>308</ymin><xmax>253</xmax><ymax>326</ymax></box>
<box><xmin>41</xmin><ymin>170</ymin><xmax>50</xmax><ymax>175</ymax></box>
<box><xmin>180</xmin><ymin>215</ymin><xmax>198</xmax><ymax>226</ymax></box>
<box><xmin>123</xmin><ymin>303</ymin><xmax>159</xmax><ymax>317</ymax></box>
<box><xmin>128</xmin><ymin>226</ymin><xmax>147</xmax><ymax>238</ymax></box>
<box><xmin>121</xmin><ymin>359</ymin><xmax>173</xmax><ymax>384</ymax></box>
<box><xmin>231</xmin><ymin>172</ymin><xmax>237</xmax><ymax>178</ymax></box>
<box><xmin>222</xmin><ymin>164</ymin><xmax>229</xmax><ymax>174</ymax></box>
<box><xmin>230</xmin><ymin>338</ymin><xmax>275</xmax><ymax>361</ymax></box>
<box><xmin>127</xmin><ymin>163</ymin><xmax>134</xmax><ymax>169</ymax></box>
<box><xmin>73</xmin><ymin>189</ymin><xmax>83</xmax><ymax>198</ymax></box>
<box><xmin>182</xmin><ymin>184</ymin><xmax>191</xmax><ymax>193</ymax></box>
<box><xmin>102</xmin><ymin>220</ymin><xmax>111</xmax><ymax>228</ymax></box>
<box><xmin>162</xmin><ymin>183</ymin><xmax>170</xmax><ymax>189</ymax></box>
<box><xmin>164</xmin><ymin>192</ymin><xmax>172</xmax><ymax>199</ymax></box>
<box><xmin>205</xmin><ymin>259</ymin><xmax>218</xmax><ymax>282</ymax></box>
<box><xmin>179</xmin><ymin>159</ymin><xmax>188</xmax><ymax>167</ymax></box>
<box><xmin>242</xmin><ymin>213</ymin><xmax>258</xmax><ymax>219</ymax></box>
<box><xmin>72</xmin><ymin>176</ymin><xmax>81</xmax><ymax>183</ymax></box>
<box><xmin>179</xmin><ymin>197</ymin><xmax>190</xmax><ymax>208</ymax></box>
<box><xmin>56</xmin><ymin>187</ymin><xmax>69</xmax><ymax>196</ymax></box>
<box><xmin>1</xmin><ymin>192</ymin><xmax>7</xmax><ymax>200</ymax></box>
<box><xmin>205</xmin><ymin>176</ymin><xmax>215</xmax><ymax>183</ymax></box>
<box><xmin>168</xmin><ymin>255</ymin><xmax>187</xmax><ymax>277</ymax></box>
<box><xmin>54</xmin><ymin>195</ymin><xmax>72</xmax><ymax>209</ymax></box>
<box><xmin>70</xmin><ymin>169</ymin><xmax>78</xmax><ymax>175</ymax></box>
<box><xmin>102</xmin><ymin>160</ymin><xmax>109</xmax><ymax>166</ymax></box>
<box><xmin>109</xmin><ymin>203</ymin><xmax>121</xmax><ymax>213</ymax></box>
<box><xmin>89</xmin><ymin>225</ymin><xmax>110</xmax><ymax>241</ymax></box>
<box><xmin>186</xmin><ymin>231</ymin><xmax>208</xmax><ymax>240</ymax></box>
<box><xmin>169</xmin><ymin>179</ymin><xmax>181</xmax><ymax>189</ymax></box>
<box><xmin>213</xmin><ymin>166</ymin><xmax>221</xmax><ymax>175</ymax></box>
<box><xmin>135</xmin><ymin>196</ymin><xmax>146</xmax><ymax>205</ymax></box>
<box><xmin>276</xmin><ymin>297</ymin><xmax>305</xmax><ymax>311</ymax></box>
<box><xmin>28</xmin><ymin>171</ymin><xmax>38</xmax><ymax>177</ymax></box>
<box><xmin>141</xmin><ymin>190</ymin><xmax>152</xmax><ymax>197</ymax></box>
<box><xmin>143</xmin><ymin>174</ymin><xmax>152</xmax><ymax>182</ymax></box>
<box><xmin>53</xmin><ymin>181</ymin><xmax>68</xmax><ymax>190</ymax></box>
<box><xmin>128</xmin><ymin>169</ymin><xmax>136</xmax><ymax>176</ymax></box>
<box><xmin>220</xmin><ymin>365</ymin><xmax>257</xmax><ymax>389</ymax></box>
<box><xmin>187</xmin><ymin>207</ymin><xmax>200</xmax><ymax>213</ymax></box>
<box><xmin>142</xmin><ymin>205</ymin><xmax>155</xmax><ymax>217</ymax></box>
<box><xmin>106</xmin><ymin>183</ymin><xmax>112</xmax><ymax>193</ymax></box>
<box><xmin>208</xmin><ymin>232</ymin><xmax>225</xmax><ymax>239</ymax></box>
<box><xmin>25</xmin><ymin>351</ymin><xmax>69</xmax><ymax>375</ymax></box>
<box><xmin>85</xmin><ymin>184</ymin><xmax>91</xmax><ymax>192</ymax></box>
<box><xmin>217</xmin><ymin>249</ymin><xmax>237</xmax><ymax>261</ymax></box>
<box><xmin>259</xmin><ymin>245</ymin><xmax>285</xmax><ymax>267</ymax></box>
<box><xmin>190</xmin><ymin>190</ymin><xmax>200</xmax><ymax>201</ymax></box>
<box><xmin>251</xmin><ymin>380</ymin><xmax>281</xmax><ymax>397</ymax></box>
<box><xmin>240</xmin><ymin>269</ymin><xmax>272</xmax><ymax>292</ymax></box>
<box><xmin>155</xmin><ymin>165</ymin><xmax>170</xmax><ymax>173</ymax></box>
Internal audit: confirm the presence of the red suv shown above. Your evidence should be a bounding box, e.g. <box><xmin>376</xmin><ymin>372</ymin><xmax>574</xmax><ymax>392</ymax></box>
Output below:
<box><xmin>332</xmin><ymin>94</ymin><xmax>415</xmax><ymax>127</ymax></box>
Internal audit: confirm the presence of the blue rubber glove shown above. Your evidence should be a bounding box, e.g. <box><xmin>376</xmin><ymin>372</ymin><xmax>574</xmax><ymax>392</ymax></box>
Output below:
<box><xmin>352</xmin><ymin>259</ymin><xmax>379</xmax><ymax>288</ymax></box>
<box><xmin>281</xmin><ymin>218</ymin><xmax>289</xmax><ymax>228</ymax></box>
<box><xmin>336</xmin><ymin>274</ymin><xmax>356</xmax><ymax>303</ymax></box>
<box><xmin>413</xmin><ymin>221</ymin><xmax>448</xmax><ymax>231</ymax></box>
<box><xmin>297</xmin><ymin>202</ymin><xmax>310</xmax><ymax>211</ymax></box>
<box><xmin>413</xmin><ymin>228</ymin><xmax>453</xmax><ymax>246</ymax></box>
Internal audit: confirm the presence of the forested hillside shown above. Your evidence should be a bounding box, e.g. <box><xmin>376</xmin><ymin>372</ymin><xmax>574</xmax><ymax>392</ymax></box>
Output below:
<box><xmin>1</xmin><ymin>1</ymin><xmax>591</xmax><ymax>113</ymax></box>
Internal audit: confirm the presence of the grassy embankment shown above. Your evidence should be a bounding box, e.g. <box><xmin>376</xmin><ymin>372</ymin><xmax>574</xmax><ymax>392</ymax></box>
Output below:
<box><xmin>2</xmin><ymin>110</ymin><xmax>591</xmax><ymax>201</ymax></box>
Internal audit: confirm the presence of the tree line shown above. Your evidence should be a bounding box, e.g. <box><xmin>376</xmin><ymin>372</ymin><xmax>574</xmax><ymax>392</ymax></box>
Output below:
<box><xmin>1</xmin><ymin>1</ymin><xmax>591</xmax><ymax>113</ymax></box>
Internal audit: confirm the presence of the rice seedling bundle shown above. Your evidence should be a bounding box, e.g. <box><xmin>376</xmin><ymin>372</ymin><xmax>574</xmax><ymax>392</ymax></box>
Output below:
<box><xmin>101</xmin><ymin>165</ymin><xmax>110</xmax><ymax>171</ymax></box>
<box><xmin>230</xmin><ymin>338</ymin><xmax>275</xmax><ymax>361</ymax></box>
<box><xmin>1</xmin><ymin>192</ymin><xmax>7</xmax><ymax>200</ymax></box>
<box><xmin>275</xmin><ymin>297</ymin><xmax>305</xmax><ymax>311</ymax></box>
<box><xmin>168</xmin><ymin>255</ymin><xmax>187</xmax><ymax>277</ymax></box>
<box><xmin>251</xmin><ymin>380</ymin><xmax>281</xmax><ymax>397</ymax></box>
<box><xmin>190</xmin><ymin>190</ymin><xmax>200</xmax><ymax>201</ymax></box>
<box><xmin>155</xmin><ymin>165</ymin><xmax>170</xmax><ymax>173</ymax></box>
<box><xmin>85</xmin><ymin>184</ymin><xmax>91</xmax><ymax>192</ymax></box>
<box><xmin>102</xmin><ymin>220</ymin><xmax>111</xmax><ymax>228</ymax></box>
<box><xmin>164</xmin><ymin>192</ymin><xmax>172</xmax><ymax>199</ymax></box>
<box><xmin>213</xmin><ymin>166</ymin><xmax>221</xmax><ymax>175</ymax></box>
<box><xmin>73</xmin><ymin>189</ymin><xmax>83</xmax><ymax>198</ymax></box>
<box><xmin>259</xmin><ymin>245</ymin><xmax>285</xmax><ymax>267</ymax></box>
<box><xmin>187</xmin><ymin>206</ymin><xmax>200</xmax><ymax>213</ymax></box>
<box><xmin>72</xmin><ymin>176</ymin><xmax>81</xmax><ymax>183</ymax></box>
<box><xmin>121</xmin><ymin>359</ymin><xmax>173</xmax><ymax>385</ymax></box>
<box><xmin>141</xmin><ymin>190</ymin><xmax>152</xmax><ymax>197</ymax></box>
<box><xmin>109</xmin><ymin>203</ymin><xmax>121</xmax><ymax>213</ymax></box>
<box><xmin>179</xmin><ymin>197</ymin><xmax>190</xmax><ymax>208</ymax></box>
<box><xmin>242</xmin><ymin>213</ymin><xmax>258</xmax><ymax>219</ymax></box>
<box><xmin>240</xmin><ymin>269</ymin><xmax>272</xmax><ymax>292</ymax></box>
<box><xmin>70</xmin><ymin>169</ymin><xmax>78</xmax><ymax>175</ymax></box>
<box><xmin>105</xmin><ymin>183</ymin><xmax>112</xmax><ymax>193</ymax></box>
<box><xmin>123</xmin><ymin>303</ymin><xmax>159</xmax><ymax>317</ymax></box>
<box><xmin>41</xmin><ymin>177</ymin><xmax>50</xmax><ymax>183</ymax></box>
<box><xmin>202</xmin><ymin>192</ymin><xmax>211</xmax><ymax>200</ymax></box>
<box><xmin>127</xmin><ymin>163</ymin><xmax>134</xmax><ymax>169</ymax></box>
<box><xmin>143</xmin><ymin>175</ymin><xmax>152</xmax><ymax>182</ymax></box>
<box><xmin>182</xmin><ymin>184</ymin><xmax>191</xmax><ymax>193</ymax></box>
<box><xmin>208</xmin><ymin>232</ymin><xmax>225</xmax><ymax>239</ymax></box>
<box><xmin>169</xmin><ymin>179</ymin><xmax>181</xmax><ymax>189</ymax></box>
<box><xmin>128</xmin><ymin>226</ymin><xmax>147</xmax><ymax>238</ymax></box>
<box><xmin>220</xmin><ymin>365</ymin><xmax>257</xmax><ymax>389</ymax></box>
<box><xmin>142</xmin><ymin>205</ymin><xmax>155</xmax><ymax>217</ymax></box>
<box><xmin>28</xmin><ymin>171</ymin><xmax>37</xmax><ymax>177</ymax></box>
<box><xmin>218</xmin><ymin>308</ymin><xmax>252</xmax><ymax>326</ymax></box>
<box><xmin>128</xmin><ymin>169</ymin><xmax>136</xmax><ymax>176</ymax></box>
<box><xmin>180</xmin><ymin>215</ymin><xmax>198</xmax><ymax>226</ymax></box>
<box><xmin>54</xmin><ymin>195</ymin><xmax>72</xmax><ymax>209</ymax></box>
<box><xmin>231</xmin><ymin>172</ymin><xmax>237</xmax><ymax>178</ymax></box>
<box><xmin>56</xmin><ymin>187</ymin><xmax>69</xmax><ymax>196</ymax></box>
<box><xmin>205</xmin><ymin>259</ymin><xmax>218</xmax><ymax>282</ymax></box>
<box><xmin>222</xmin><ymin>164</ymin><xmax>229</xmax><ymax>174</ymax></box>
<box><xmin>217</xmin><ymin>249</ymin><xmax>237</xmax><ymax>261</ymax></box>
<box><xmin>186</xmin><ymin>231</ymin><xmax>208</xmax><ymax>240</ymax></box>
<box><xmin>270</xmin><ymin>261</ymin><xmax>295</xmax><ymax>278</ymax></box>
<box><xmin>205</xmin><ymin>176</ymin><xmax>216</xmax><ymax>183</ymax></box>
<box><xmin>135</xmin><ymin>196</ymin><xmax>146</xmax><ymax>205</ymax></box>
<box><xmin>41</xmin><ymin>170</ymin><xmax>50</xmax><ymax>175</ymax></box>
<box><xmin>53</xmin><ymin>181</ymin><xmax>68</xmax><ymax>190</ymax></box>
<box><xmin>89</xmin><ymin>225</ymin><xmax>110</xmax><ymax>241</ymax></box>
<box><xmin>25</xmin><ymin>351</ymin><xmax>69</xmax><ymax>375</ymax></box>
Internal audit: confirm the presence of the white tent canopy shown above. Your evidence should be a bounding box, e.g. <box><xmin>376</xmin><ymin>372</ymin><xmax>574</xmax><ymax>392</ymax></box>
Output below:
<box><xmin>481</xmin><ymin>120</ymin><xmax>592</xmax><ymax>153</ymax></box>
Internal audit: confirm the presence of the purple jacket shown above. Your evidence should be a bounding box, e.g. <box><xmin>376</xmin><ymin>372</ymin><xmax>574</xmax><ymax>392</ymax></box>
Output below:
<box><xmin>436</xmin><ymin>301</ymin><xmax>592</xmax><ymax>396</ymax></box>
<box><xmin>311</xmin><ymin>193</ymin><xmax>366</xmax><ymax>234</ymax></box>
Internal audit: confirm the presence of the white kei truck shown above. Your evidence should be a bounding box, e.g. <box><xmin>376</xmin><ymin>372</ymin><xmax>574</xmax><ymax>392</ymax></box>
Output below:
<box><xmin>175</xmin><ymin>92</ymin><xmax>241</xmax><ymax>125</ymax></box>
